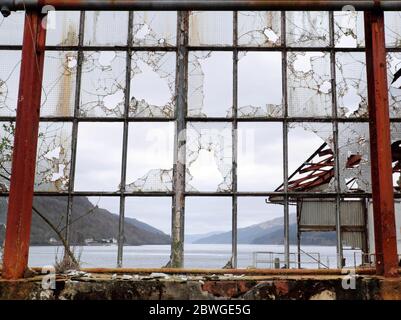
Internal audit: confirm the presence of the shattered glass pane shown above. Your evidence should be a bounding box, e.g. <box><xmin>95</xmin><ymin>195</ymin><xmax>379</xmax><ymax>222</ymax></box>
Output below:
<box><xmin>0</xmin><ymin>122</ymin><xmax>14</xmax><ymax>192</ymax></box>
<box><xmin>84</xmin><ymin>11</ymin><xmax>128</xmax><ymax>46</ymax></box>
<box><xmin>46</xmin><ymin>11</ymin><xmax>80</xmax><ymax>46</ymax></box>
<box><xmin>0</xmin><ymin>11</ymin><xmax>24</xmax><ymax>45</ymax></box>
<box><xmin>287</xmin><ymin>52</ymin><xmax>332</xmax><ymax>117</ymax></box>
<box><xmin>390</xmin><ymin>123</ymin><xmax>401</xmax><ymax>191</ymax></box>
<box><xmin>238</xmin><ymin>123</ymin><xmax>283</xmax><ymax>191</ymax></box>
<box><xmin>133</xmin><ymin>11</ymin><xmax>177</xmax><ymax>47</ymax></box>
<box><xmin>35</xmin><ymin>122</ymin><xmax>72</xmax><ymax>192</ymax></box>
<box><xmin>286</xmin><ymin>11</ymin><xmax>330</xmax><ymax>47</ymax></box>
<box><xmin>387</xmin><ymin>52</ymin><xmax>401</xmax><ymax>118</ymax></box>
<box><xmin>0</xmin><ymin>51</ymin><xmax>21</xmax><ymax>117</ymax></box>
<box><xmin>74</xmin><ymin>123</ymin><xmax>123</xmax><ymax>192</ymax></box>
<box><xmin>126</xmin><ymin>122</ymin><xmax>174</xmax><ymax>192</ymax></box>
<box><xmin>385</xmin><ymin>12</ymin><xmax>401</xmax><ymax>48</ymax></box>
<box><xmin>238</xmin><ymin>11</ymin><xmax>281</xmax><ymax>47</ymax></box>
<box><xmin>80</xmin><ymin>51</ymin><xmax>126</xmax><ymax>117</ymax></box>
<box><xmin>238</xmin><ymin>52</ymin><xmax>282</xmax><ymax>118</ymax></box>
<box><xmin>186</xmin><ymin>122</ymin><xmax>232</xmax><ymax>192</ymax></box>
<box><xmin>338</xmin><ymin>123</ymin><xmax>371</xmax><ymax>192</ymax></box>
<box><xmin>41</xmin><ymin>51</ymin><xmax>78</xmax><ymax>117</ymax></box>
<box><xmin>188</xmin><ymin>51</ymin><xmax>232</xmax><ymax>117</ymax></box>
<box><xmin>336</xmin><ymin>52</ymin><xmax>368</xmax><ymax>118</ymax></box>
<box><xmin>334</xmin><ymin>11</ymin><xmax>365</xmax><ymax>48</ymax></box>
<box><xmin>288</xmin><ymin>122</ymin><xmax>335</xmax><ymax>192</ymax></box>
<box><xmin>189</xmin><ymin>11</ymin><xmax>233</xmax><ymax>46</ymax></box>
<box><xmin>129</xmin><ymin>52</ymin><xmax>176</xmax><ymax>118</ymax></box>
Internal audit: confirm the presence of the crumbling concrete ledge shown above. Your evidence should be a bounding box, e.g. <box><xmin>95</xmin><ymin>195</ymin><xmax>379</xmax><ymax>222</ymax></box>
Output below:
<box><xmin>1</xmin><ymin>270</ymin><xmax>401</xmax><ymax>300</ymax></box>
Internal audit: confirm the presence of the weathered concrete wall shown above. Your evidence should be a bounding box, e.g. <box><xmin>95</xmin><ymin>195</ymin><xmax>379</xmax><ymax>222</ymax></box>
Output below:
<box><xmin>0</xmin><ymin>273</ymin><xmax>401</xmax><ymax>300</ymax></box>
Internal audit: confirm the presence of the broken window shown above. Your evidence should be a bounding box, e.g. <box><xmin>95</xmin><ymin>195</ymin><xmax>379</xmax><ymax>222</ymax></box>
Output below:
<box><xmin>0</xmin><ymin>51</ymin><xmax>21</xmax><ymax>117</ymax></box>
<box><xmin>133</xmin><ymin>11</ymin><xmax>177</xmax><ymax>47</ymax></box>
<box><xmin>336</xmin><ymin>52</ymin><xmax>368</xmax><ymax>118</ymax></box>
<box><xmin>80</xmin><ymin>51</ymin><xmax>126</xmax><ymax>117</ymax></box>
<box><xmin>390</xmin><ymin>123</ymin><xmax>401</xmax><ymax>191</ymax></box>
<box><xmin>288</xmin><ymin>122</ymin><xmax>335</xmax><ymax>192</ymax></box>
<box><xmin>125</xmin><ymin>122</ymin><xmax>174</xmax><ymax>192</ymax></box>
<box><xmin>74</xmin><ymin>123</ymin><xmax>123</xmax><ymax>192</ymax></box>
<box><xmin>338</xmin><ymin>123</ymin><xmax>371</xmax><ymax>192</ymax></box>
<box><xmin>387</xmin><ymin>52</ymin><xmax>401</xmax><ymax>117</ymax></box>
<box><xmin>385</xmin><ymin>12</ymin><xmax>401</xmax><ymax>48</ymax></box>
<box><xmin>35</xmin><ymin>122</ymin><xmax>72</xmax><ymax>192</ymax></box>
<box><xmin>238</xmin><ymin>52</ymin><xmax>282</xmax><ymax>117</ymax></box>
<box><xmin>84</xmin><ymin>11</ymin><xmax>128</xmax><ymax>46</ymax></box>
<box><xmin>189</xmin><ymin>11</ymin><xmax>233</xmax><ymax>46</ymax></box>
<box><xmin>286</xmin><ymin>11</ymin><xmax>330</xmax><ymax>47</ymax></box>
<box><xmin>238</xmin><ymin>123</ymin><xmax>283</xmax><ymax>191</ymax></box>
<box><xmin>41</xmin><ymin>51</ymin><xmax>78</xmax><ymax>117</ymax></box>
<box><xmin>46</xmin><ymin>11</ymin><xmax>80</xmax><ymax>46</ymax></box>
<box><xmin>0</xmin><ymin>122</ymin><xmax>14</xmax><ymax>191</ymax></box>
<box><xmin>0</xmin><ymin>11</ymin><xmax>24</xmax><ymax>45</ymax></box>
<box><xmin>334</xmin><ymin>11</ymin><xmax>365</xmax><ymax>48</ymax></box>
<box><xmin>238</xmin><ymin>11</ymin><xmax>281</xmax><ymax>47</ymax></box>
<box><xmin>129</xmin><ymin>52</ymin><xmax>176</xmax><ymax>118</ymax></box>
<box><xmin>188</xmin><ymin>51</ymin><xmax>233</xmax><ymax>117</ymax></box>
<box><xmin>186</xmin><ymin>122</ymin><xmax>232</xmax><ymax>192</ymax></box>
<box><xmin>287</xmin><ymin>52</ymin><xmax>332</xmax><ymax>117</ymax></box>
<box><xmin>124</xmin><ymin>197</ymin><xmax>172</xmax><ymax>267</ymax></box>
<box><xmin>185</xmin><ymin>197</ymin><xmax>232</xmax><ymax>268</ymax></box>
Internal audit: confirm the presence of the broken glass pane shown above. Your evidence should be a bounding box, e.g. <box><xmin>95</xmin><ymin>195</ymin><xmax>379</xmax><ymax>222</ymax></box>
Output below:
<box><xmin>334</xmin><ymin>11</ymin><xmax>365</xmax><ymax>48</ymax></box>
<box><xmin>188</xmin><ymin>51</ymin><xmax>232</xmax><ymax>117</ymax></box>
<box><xmin>0</xmin><ymin>197</ymin><xmax>7</xmax><ymax>249</ymax></box>
<box><xmin>286</xmin><ymin>11</ymin><xmax>330</xmax><ymax>47</ymax></box>
<box><xmin>390</xmin><ymin>123</ymin><xmax>401</xmax><ymax>191</ymax></box>
<box><xmin>387</xmin><ymin>52</ymin><xmax>401</xmax><ymax>118</ymax></box>
<box><xmin>46</xmin><ymin>11</ymin><xmax>80</xmax><ymax>46</ymax></box>
<box><xmin>129</xmin><ymin>51</ymin><xmax>176</xmax><ymax>118</ymax></box>
<box><xmin>84</xmin><ymin>11</ymin><xmax>128</xmax><ymax>46</ymax></box>
<box><xmin>80</xmin><ymin>51</ymin><xmax>126</xmax><ymax>117</ymax></box>
<box><xmin>338</xmin><ymin>123</ymin><xmax>371</xmax><ymax>192</ymax></box>
<box><xmin>185</xmin><ymin>197</ymin><xmax>232</xmax><ymax>268</ymax></box>
<box><xmin>287</xmin><ymin>52</ymin><xmax>332</xmax><ymax>117</ymax></box>
<box><xmin>288</xmin><ymin>122</ymin><xmax>335</xmax><ymax>192</ymax></box>
<box><xmin>186</xmin><ymin>122</ymin><xmax>232</xmax><ymax>192</ymax></box>
<box><xmin>189</xmin><ymin>11</ymin><xmax>233</xmax><ymax>46</ymax></box>
<box><xmin>74</xmin><ymin>122</ymin><xmax>123</xmax><ymax>192</ymax></box>
<box><xmin>238</xmin><ymin>52</ymin><xmax>282</xmax><ymax>118</ymax></box>
<box><xmin>385</xmin><ymin>12</ymin><xmax>401</xmax><ymax>48</ymax></box>
<box><xmin>41</xmin><ymin>51</ymin><xmax>78</xmax><ymax>117</ymax></box>
<box><xmin>238</xmin><ymin>11</ymin><xmax>281</xmax><ymax>47</ymax></box>
<box><xmin>0</xmin><ymin>122</ymin><xmax>14</xmax><ymax>191</ymax></box>
<box><xmin>0</xmin><ymin>11</ymin><xmax>24</xmax><ymax>45</ymax></box>
<box><xmin>126</xmin><ymin>122</ymin><xmax>174</xmax><ymax>192</ymax></box>
<box><xmin>133</xmin><ymin>11</ymin><xmax>177</xmax><ymax>47</ymax></box>
<box><xmin>238</xmin><ymin>123</ymin><xmax>283</xmax><ymax>191</ymax></box>
<box><xmin>124</xmin><ymin>197</ymin><xmax>171</xmax><ymax>267</ymax></box>
<box><xmin>0</xmin><ymin>51</ymin><xmax>21</xmax><ymax>117</ymax></box>
<box><xmin>336</xmin><ymin>52</ymin><xmax>368</xmax><ymax>118</ymax></box>
<box><xmin>35</xmin><ymin>122</ymin><xmax>72</xmax><ymax>192</ymax></box>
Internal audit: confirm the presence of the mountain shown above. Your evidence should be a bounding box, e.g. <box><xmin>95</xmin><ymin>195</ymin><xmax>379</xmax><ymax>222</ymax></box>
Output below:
<box><xmin>185</xmin><ymin>231</ymin><xmax>224</xmax><ymax>244</ymax></box>
<box><xmin>0</xmin><ymin>197</ymin><xmax>171</xmax><ymax>246</ymax></box>
<box><xmin>192</xmin><ymin>214</ymin><xmax>336</xmax><ymax>246</ymax></box>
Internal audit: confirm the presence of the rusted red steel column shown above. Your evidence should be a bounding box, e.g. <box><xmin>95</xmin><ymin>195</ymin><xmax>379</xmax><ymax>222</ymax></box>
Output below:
<box><xmin>2</xmin><ymin>11</ymin><xmax>47</xmax><ymax>280</ymax></box>
<box><xmin>364</xmin><ymin>9</ymin><xmax>399</xmax><ymax>277</ymax></box>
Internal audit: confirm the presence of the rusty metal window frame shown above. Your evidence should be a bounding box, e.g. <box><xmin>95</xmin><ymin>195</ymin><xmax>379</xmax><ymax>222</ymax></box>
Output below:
<box><xmin>1</xmin><ymin>9</ymin><xmax>400</xmax><ymax>269</ymax></box>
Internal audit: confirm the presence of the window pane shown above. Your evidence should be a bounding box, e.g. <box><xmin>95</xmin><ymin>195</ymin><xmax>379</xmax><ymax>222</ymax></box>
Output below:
<box><xmin>46</xmin><ymin>11</ymin><xmax>80</xmax><ymax>46</ymax></box>
<box><xmin>0</xmin><ymin>11</ymin><xmax>24</xmax><ymax>45</ymax></box>
<box><xmin>0</xmin><ymin>51</ymin><xmax>21</xmax><ymax>117</ymax></box>
<box><xmin>334</xmin><ymin>11</ymin><xmax>365</xmax><ymax>48</ymax></box>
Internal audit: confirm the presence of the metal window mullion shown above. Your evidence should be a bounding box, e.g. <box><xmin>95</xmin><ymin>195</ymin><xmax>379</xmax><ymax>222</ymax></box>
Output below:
<box><xmin>231</xmin><ymin>10</ymin><xmax>238</xmax><ymax>269</ymax></box>
<box><xmin>66</xmin><ymin>11</ymin><xmax>86</xmax><ymax>245</ymax></box>
<box><xmin>329</xmin><ymin>11</ymin><xmax>343</xmax><ymax>269</ymax></box>
<box><xmin>117</xmin><ymin>10</ymin><xmax>133</xmax><ymax>268</ymax></box>
<box><xmin>282</xmin><ymin>10</ymin><xmax>290</xmax><ymax>268</ymax></box>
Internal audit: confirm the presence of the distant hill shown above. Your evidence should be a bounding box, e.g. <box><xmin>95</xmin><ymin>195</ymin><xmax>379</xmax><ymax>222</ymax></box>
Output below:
<box><xmin>0</xmin><ymin>197</ymin><xmax>171</xmax><ymax>246</ymax></box>
<box><xmin>191</xmin><ymin>214</ymin><xmax>336</xmax><ymax>246</ymax></box>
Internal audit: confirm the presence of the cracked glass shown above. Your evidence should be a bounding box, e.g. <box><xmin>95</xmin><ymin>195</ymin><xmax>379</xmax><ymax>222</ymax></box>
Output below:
<box><xmin>0</xmin><ymin>51</ymin><xmax>21</xmax><ymax>117</ymax></box>
<box><xmin>0</xmin><ymin>11</ymin><xmax>24</xmax><ymax>45</ymax></box>
<box><xmin>385</xmin><ymin>12</ymin><xmax>401</xmax><ymax>48</ymax></box>
<box><xmin>387</xmin><ymin>52</ymin><xmax>401</xmax><ymax>118</ymax></box>
<box><xmin>334</xmin><ymin>11</ymin><xmax>365</xmax><ymax>48</ymax></box>
<box><xmin>0</xmin><ymin>122</ymin><xmax>14</xmax><ymax>192</ymax></box>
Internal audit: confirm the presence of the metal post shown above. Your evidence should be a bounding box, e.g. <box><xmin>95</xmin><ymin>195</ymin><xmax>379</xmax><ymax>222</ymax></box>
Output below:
<box><xmin>364</xmin><ymin>9</ymin><xmax>399</xmax><ymax>277</ymax></box>
<box><xmin>170</xmin><ymin>11</ymin><xmax>188</xmax><ymax>268</ymax></box>
<box><xmin>2</xmin><ymin>11</ymin><xmax>47</xmax><ymax>280</ymax></box>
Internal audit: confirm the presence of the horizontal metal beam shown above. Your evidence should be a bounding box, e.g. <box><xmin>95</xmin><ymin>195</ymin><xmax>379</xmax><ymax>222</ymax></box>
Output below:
<box><xmin>2</xmin><ymin>0</ymin><xmax>401</xmax><ymax>11</ymax></box>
